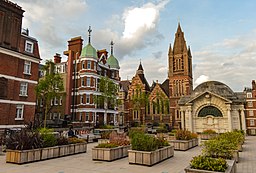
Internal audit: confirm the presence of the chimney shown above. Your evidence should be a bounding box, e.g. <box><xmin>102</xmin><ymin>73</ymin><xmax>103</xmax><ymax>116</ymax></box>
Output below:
<box><xmin>54</xmin><ymin>53</ymin><xmax>61</xmax><ymax>63</ymax></box>
<box><xmin>252</xmin><ymin>80</ymin><xmax>256</xmax><ymax>90</ymax></box>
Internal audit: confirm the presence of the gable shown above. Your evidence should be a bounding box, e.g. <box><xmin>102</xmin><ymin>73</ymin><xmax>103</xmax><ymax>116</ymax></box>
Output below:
<box><xmin>149</xmin><ymin>84</ymin><xmax>168</xmax><ymax>101</ymax></box>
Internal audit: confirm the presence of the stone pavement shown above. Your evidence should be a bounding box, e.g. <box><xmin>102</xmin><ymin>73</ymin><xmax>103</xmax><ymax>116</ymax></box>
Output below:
<box><xmin>0</xmin><ymin>136</ymin><xmax>255</xmax><ymax>173</ymax></box>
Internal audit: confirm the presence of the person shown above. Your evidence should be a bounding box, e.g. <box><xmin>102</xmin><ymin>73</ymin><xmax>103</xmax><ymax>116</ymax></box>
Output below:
<box><xmin>68</xmin><ymin>126</ymin><xmax>75</xmax><ymax>137</ymax></box>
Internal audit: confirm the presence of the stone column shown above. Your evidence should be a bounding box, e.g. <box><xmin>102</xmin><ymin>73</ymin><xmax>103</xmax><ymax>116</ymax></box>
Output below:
<box><xmin>188</xmin><ymin>106</ymin><xmax>193</xmax><ymax>132</ymax></box>
<box><xmin>226</xmin><ymin>104</ymin><xmax>232</xmax><ymax>132</ymax></box>
<box><xmin>104</xmin><ymin>112</ymin><xmax>107</xmax><ymax>125</ymax></box>
<box><xmin>114</xmin><ymin>113</ymin><xmax>117</xmax><ymax>125</ymax></box>
<box><xmin>241</xmin><ymin>109</ymin><xmax>246</xmax><ymax>131</ymax></box>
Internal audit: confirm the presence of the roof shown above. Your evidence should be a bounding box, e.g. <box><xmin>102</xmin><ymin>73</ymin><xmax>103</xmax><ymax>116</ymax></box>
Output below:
<box><xmin>138</xmin><ymin>63</ymin><xmax>143</xmax><ymax>71</ymax></box>
<box><xmin>138</xmin><ymin>73</ymin><xmax>150</xmax><ymax>91</ymax></box>
<box><xmin>179</xmin><ymin>81</ymin><xmax>245</xmax><ymax>105</ymax></box>
<box><xmin>106</xmin><ymin>54</ymin><xmax>120</xmax><ymax>69</ymax></box>
<box><xmin>161</xmin><ymin>79</ymin><xmax>169</xmax><ymax>96</ymax></box>
<box><xmin>120</xmin><ymin>80</ymin><xmax>130</xmax><ymax>92</ymax></box>
<box><xmin>80</xmin><ymin>43</ymin><xmax>98</xmax><ymax>59</ymax></box>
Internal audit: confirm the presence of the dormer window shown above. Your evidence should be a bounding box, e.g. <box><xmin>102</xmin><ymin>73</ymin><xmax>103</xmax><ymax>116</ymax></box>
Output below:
<box><xmin>25</xmin><ymin>40</ymin><xmax>34</xmax><ymax>53</ymax></box>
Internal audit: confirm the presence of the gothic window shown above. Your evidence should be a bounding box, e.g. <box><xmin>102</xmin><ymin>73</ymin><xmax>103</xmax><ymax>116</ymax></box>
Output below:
<box><xmin>198</xmin><ymin>106</ymin><xmax>223</xmax><ymax>117</ymax></box>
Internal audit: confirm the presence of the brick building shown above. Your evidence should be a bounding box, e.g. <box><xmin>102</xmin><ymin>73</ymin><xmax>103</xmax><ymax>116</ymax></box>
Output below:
<box><xmin>244</xmin><ymin>80</ymin><xmax>256</xmax><ymax>135</ymax></box>
<box><xmin>0</xmin><ymin>0</ymin><xmax>40</xmax><ymax>128</ymax></box>
<box><xmin>168</xmin><ymin>23</ymin><xmax>193</xmax><ymax>128</ymax></box>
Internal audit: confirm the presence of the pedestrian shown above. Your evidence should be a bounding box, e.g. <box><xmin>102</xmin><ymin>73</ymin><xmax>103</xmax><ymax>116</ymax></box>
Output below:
<box><xmin>68</xmin><ymin>126</ymin><xmax>75</xmax><ymax>137</ymax></box>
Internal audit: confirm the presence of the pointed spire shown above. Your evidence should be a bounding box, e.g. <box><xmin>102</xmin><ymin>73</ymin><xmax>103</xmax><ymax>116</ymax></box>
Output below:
<box><xmin>168</xmin><ymin>43</ymin><xmax>173</xmax><ymax>55</ymax></box>
<box><xmin>188</xmin><ymin>46</ymin><xmax>192</xmax><ymax>57</ymax></box>
<box><xmin>88</xmin><ymin>26</ymin><xmax>92</xmax><ymax>44</ymax></box>
<box><xmin>110</xmin><ymin>40</ymin><xmax>114</xmax><ymax>55</ymax></box>
<box><xmin>173</xmin><ymin>22</ymin><xmax>186</xmax><ymax>54</ymax></box>
<box><xmin>177</xmin><ymin>22</ymin><xmax>182</xmax><ymax>33</ymax></box>
<box><xmin>138</xmin><ymin>60</ymin><xmax>143</xmax><ymax>71</ymax></box>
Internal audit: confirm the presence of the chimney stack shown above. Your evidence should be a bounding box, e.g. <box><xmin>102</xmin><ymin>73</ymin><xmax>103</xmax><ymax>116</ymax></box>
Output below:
<box><xmin>54</xmin><ymin>53</ymin><xmax>61</xmax><ymax>63</ymax></box>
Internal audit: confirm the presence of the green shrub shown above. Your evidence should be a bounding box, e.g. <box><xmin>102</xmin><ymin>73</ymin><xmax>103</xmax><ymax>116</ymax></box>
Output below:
<box><xmin>128</xmin><ymin>128</ymin><xmax>144</xmax><ymax>139</ymax></box>
<box><xmin>56</xmin><ymin>136</ymin><xmax>69</xmax><ymax>146</ymax></box>
<box><xmin>131</xmin><ymin>133</ymin><xmax>159</xmax><ymax>151</ymax></box>
<box><xmin>190</xmin><ymin>155</ymin><xmax>227</xmax><ymax>172</ymax></box>
<box><xmin>68</xmin><ymin>137</ymin><xmax>86</xmax><ymax>144</ymax></box>
<box><xmin>99</xmin><ymin>125</ymin><xmax>114</xmax><ymax>129</ymax></box>
<box><xmin>95</xmin><ymin>143</ymin><xmax>119</xmax><ymax>148</ymax></box>
<box><xmin>156</xmin><ymin>137</ymin><xmax>170</xmax><ymax>148</ymax></box>
<box><xmin>39</xmin><ymin>128</ymin><xmax>57</xmax><ymax>148</ymax></box>
<box><xmin>101</xmin><ymin>131</ymin><xmax>112</xmax><ymax>139</ymax></box>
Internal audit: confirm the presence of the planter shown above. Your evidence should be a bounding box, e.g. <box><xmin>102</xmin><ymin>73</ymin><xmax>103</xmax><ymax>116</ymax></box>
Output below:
<box><xmin>200</xmin><ymin>134</ymin><xmax>218</xmax><ymax>140</ymax></box>
<box><xmin>232</xmin><ymin>150</ymin><xmax>239</xmax><ymax>163</ymax></box>
<box><xmin>128</xmin><ymin>145</ymin><xmax>174</xmax><ymax>166</ymax></box>
<box><xmin>170</xmin><ymin>139</ymin><xmax>198</xmax><ymax>151</ymax></box>
<box><xmin>184</xmin><ymin>159</ymin><xmax>236</xmax><ymax>173</ymax></box>
<box><xmin>92</xmin><ymin>145</ymin><xmax>131</xmax><ymax>161</ymax></box>
<box><xmin>237</xmin><ymin>143</ymin><xmax>242</xmax><ymax>152</ymax></box>
<box><xmin>6</xmin><ymin>143</ymin><xmax>87</xmax><ymax>164</ymax></box>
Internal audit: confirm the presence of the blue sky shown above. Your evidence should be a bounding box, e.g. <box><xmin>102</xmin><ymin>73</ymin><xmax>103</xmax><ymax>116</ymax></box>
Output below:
<box><xmin>13</xmin><ymin>0</ymin><xmax>256</xmax><ymax>91</ymax></box>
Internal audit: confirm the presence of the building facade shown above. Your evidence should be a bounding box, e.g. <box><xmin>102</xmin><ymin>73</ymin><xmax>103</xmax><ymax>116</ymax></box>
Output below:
<box><xmin>0</xmin><ymin>1</ymin><xmax>40</xmax><ymax>128</ymax></box>
<box><xmin>179</xmin><ymin>81</ymin><xmax>246</xmax><ymax>133</ymax></box>
<box><xmin>63</xmin><ymin>28</ymin><xmax>120</xmax><ymax>126</ymax></box>
<box><xmin>168</xmin><ymin>23</ymin><xmax>193</xmax><ymax>129</ymax></box>
<box><xmin>244</xmin><ymin>80</ymin><xmax>256</xmax><ymax>135</ymax></box>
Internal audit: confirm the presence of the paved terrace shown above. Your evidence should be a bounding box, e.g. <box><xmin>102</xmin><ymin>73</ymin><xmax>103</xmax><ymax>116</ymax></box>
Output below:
<box><xmin>0</xmin><ymin>136</ymin><xmax>255</xmax><ymax>173</ymax></box>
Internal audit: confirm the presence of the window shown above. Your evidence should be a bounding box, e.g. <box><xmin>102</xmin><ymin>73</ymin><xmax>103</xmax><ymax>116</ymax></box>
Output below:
<box><xmin>53</xmin><ymin>113</ymin><xmax>58</xmax><ymax>119</ymax></box>
<box><xmin>81</xmin><ymin>77</ymin><xmax>84</xmax><ymax>86</ymax></box>
<box><xmin>54</xmin><ymin>97</ymin><xmax>58</xmax><ymax>105</ymax></box>
<box><xmin>85</xmin><ymin>112</ymin><xmax>89</xmax><ymax>121</ymax></box>
<box><xmin>249</xmin><ymin>110</ymin><xmax>254</xmax><ymax>116</ymax></box>
<box><xmin>58</xmin><ymin>113</ymin><xmax>61</xmax><ymax>119</ymax></box>
<box><xmin>15</xmin><ymin>105</ymin><xmax>24</xmax><ymax>120</ymax></box>
<box><xmin>60</xmin><ymin>96</ymin><xmax>62</xmax><ymax>105</ymax></box>
<box><xmin>248</xmin><ymin>101</ymin><xmax>253</xmax><ymax>107</ymax></box>
<box><xmin>49</xmin><ymin>113</ymin><xmax>52</xmax><ymax>120</ymax></box>
<box><xmin>19</xmin><ymin>82</ymin><xmax>28</xmax><ymax>96</ymax></box>
<box><xmin>25</xmin><ymin>40</ymin><xmax>34</xmax><ymax>53</ymax></box>
<box><xmin>79</xmin><ymin>112</ymin><xmax>83</xmax><ymax>121</ymax></box>
<box><xmin>86</xmin><ymin>94</ymin><xmax>90</xmax><ymax>104</ymax></box>
<box><xmin>250</xmin><ymin>120</ymin><xmax>255</xmax><ymax>126</ymax></box>
<box><xmin>87</xmin><ymin>61</ymin><xmax>91</xmax><ymax>69</ymax></box>
<box><xmin>80</xmin><ymin>95</ymin><xmax>84</xmax><ymax>104</ymax></box>
<box><xmin>87</xmin><ymin>77</ymin><xmax>91</xmax><ymax>87</ymax></box>
<box><xmin>247</xmin><ymin>92</ymin><xmax>252</xmax><ymax>98</ymax></box>
<box><xmin>94</xmin><ymin>62</ymin><xmax>97</xmax><ymax>70</ymax></box>
<box><xmin>51</xmin><ymin>99</ymin><xmax>54</xmax><ymax>106</ymax></box>
<box><xmin>24</xmin><ymin>61</ymin><xmax>31</xmax><ymax>75</ymax></box>
<box><xmin>82</xmin><ymin>61</ymin><xmax>85</xmax><ymax>69</ymax></box>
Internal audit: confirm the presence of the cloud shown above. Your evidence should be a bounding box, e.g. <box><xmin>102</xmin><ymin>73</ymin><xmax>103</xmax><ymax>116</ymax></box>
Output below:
<box><xmin>93</xmin><ymin>0</ymin><xmax>169</xmax><ymax>59</ymax></box>
<box><xmin>193</xmin><ymin>29</ymin><xmax>256</xmax><ymax>91</ymax></box>
<box><xmin>13</xmin><ymin>0</ymin><xmax>87</xmax><ymax>60</ymax></box>
<box><xmin>195</xmin><ymin>75</ymin><xmax>209</xmax><ymax>86</ymax></box>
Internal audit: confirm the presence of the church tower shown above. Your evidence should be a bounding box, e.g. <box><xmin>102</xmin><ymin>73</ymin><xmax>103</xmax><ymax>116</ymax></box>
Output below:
<box><xmin>168</xmin><ymin>23</ymin><xmax>193</xmax><ymax>128</ymax></box>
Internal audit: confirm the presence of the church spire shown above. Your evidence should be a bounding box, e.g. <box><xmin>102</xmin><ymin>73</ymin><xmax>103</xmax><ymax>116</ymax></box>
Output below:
<box><xmin>173</xmin><ymin>23</ymin><xmax>186</xmax><ymax>54</ymax></box>
<box><xmin>110</xmin><ymin>40</ymin><xmax>114</xmax><ymax>55</ymax></box>
<box><xmin>136</xmin><ymin>61</ymin><xmax>144</xmax><ymax>75</ymax></box>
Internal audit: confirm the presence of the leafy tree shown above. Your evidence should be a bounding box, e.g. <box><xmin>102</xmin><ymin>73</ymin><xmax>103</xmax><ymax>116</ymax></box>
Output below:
<box><xmin>35</xmin><ymin>60</ymin><xmax>64</xmax><ymax>128</ymax></box>
<box><xmin>94</xmin><ymin>76</ymin><xmax>119</xmax><ymax>125</ymax></box>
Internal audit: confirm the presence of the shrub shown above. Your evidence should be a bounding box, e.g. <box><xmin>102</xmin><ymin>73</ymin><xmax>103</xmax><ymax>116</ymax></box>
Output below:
<box><xmin>39</xmin><ymin>128</ymin><xmax>57</xmax><ymax>148</ymax></box>
<box><xmin>5</xmin><ymin>128</ymin><xmax>42</xmax><ymax>150</ymax></box>
<box><xmin>68</xmin><ymin>137</ymin><xmax>86</xmax><ymax>144</ymax></box>
<box><xmin>190</xmin><ymin>155</ymin><xmax>227</xmax><ymax>172</ymax></box>
<box><xmin>99</xmin><ymin>125</ymin><xmax>114</xmax><ymax>129</ymax></box>
<box><xmin>175</xmin><ymin>130</ymin><xmax>193</xmax><ymax>140</ymax></box>
<box><xmin>101</xmin><ymin>131</ymin><xmax>112</xmax><ymax>139</ymax></box>
<box><xmin>56</xmin><ymin>136</ymin><xmax>69</xmax><ymax>146</ymax></box>
<box><xmin>109</xmin><ymin>131</ymin><xmax>130</xmax><ymax>146</ymax></box>
<box><xmin>128</xmin><ymin>128</ymin><xmax>144</xmax><ymax>139</ymax></box>
<box><xmin>202</xmin><ymin>129</ymin><xmax>216</xmax><ymax>134</ymax></box>
<box><xmin>156</xmin><ymin>137</ymin><xmax>170</xmax><ymax>148</ymax></box>
<box><xmin>95</xmin><ymin>143</ymin><xmax>119</xmax><ymax>148</ymax></box>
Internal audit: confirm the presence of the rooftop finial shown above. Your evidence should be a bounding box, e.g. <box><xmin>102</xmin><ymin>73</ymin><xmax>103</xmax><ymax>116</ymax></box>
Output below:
<box><xmin>110</xmin><ymin>40</ymin><xmax>114</xmax><ymax>55</ymax></box>
<box><xmin>88</xmin><ymin>26</ymin><xmax>92</xmax><ymax>44</ymax></box>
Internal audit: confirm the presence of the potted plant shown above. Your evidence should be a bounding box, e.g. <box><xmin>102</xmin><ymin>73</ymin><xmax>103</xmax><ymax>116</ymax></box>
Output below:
<box><xmin>128</xmin><ymin>132</ymin><xmax>174</xmax><ymax>166</ymax></box>
<box><xmin>92</xmin><ymin>131</ymin><xmax>130</xmax><ymax>161</ymax></box>
<box><xmin>200</xmin><ymin>129</ymin><xmax>218</xmax><ymax>140</ymax></box>
<box><xmin>170</xmin><ymin>130</ymin><xmax>198</xmax><ymax>151</ymax></box>
<box><xmin>184</xmin><ymin>155</ymin><xmax>236</xmax><ymax>173</ymax></box>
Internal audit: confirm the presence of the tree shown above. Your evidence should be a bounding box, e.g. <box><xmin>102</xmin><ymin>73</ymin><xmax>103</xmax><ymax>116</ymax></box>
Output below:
<box><xmin>94</xmin><ymin>76</ymin><xmax>119</xmax><ymax>125</ymax></box>
<box><xmin>35</xmin><ymin>60</ymin><xmax>64</xmax><ymax>128</ymax></box>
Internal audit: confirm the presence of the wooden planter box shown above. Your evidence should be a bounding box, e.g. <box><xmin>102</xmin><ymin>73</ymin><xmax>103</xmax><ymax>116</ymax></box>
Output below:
<box><xmin>128</xmin><ymin>145</ymin><xmax>174</xmax><ymax>166</ymax></box>
<box><xmin>184</xmin><ymin>159</ymin><xmax>236</xmax><ymax>173</ymax></box>
<box><xmin>92</xmin><ymin>145</ymin><xmax>131</xmax><ymax>161</ymax></box>
<box><xmin>232</xmin><ymin>150</ymin><xmax>239</xmax><ymax>163</ymax></box>
<box><xmin>238</xmin><ymin>143</ymin><xmax>242</xmax><ymax>152</ymax></box>
<box><xmin>6</xmin><ymin>143</ymin><xmax>87</xmax><ymax>164</ymax></box>
<box><xmin>200</xmin><ymin>134</ymin><xmax>218</xmax><ymax>140</ymax></box>
<box><xmin>170</xmin><ymin>139</ymin><xmax>198</xmax><ymax>151</ymax></box>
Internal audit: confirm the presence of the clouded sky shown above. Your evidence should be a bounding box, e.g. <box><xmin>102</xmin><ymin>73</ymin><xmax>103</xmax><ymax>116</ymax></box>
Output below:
<box><xmin>13</xmin><ymin>0</ymin><xmax>256</xmax><ymax>91</ymax></box>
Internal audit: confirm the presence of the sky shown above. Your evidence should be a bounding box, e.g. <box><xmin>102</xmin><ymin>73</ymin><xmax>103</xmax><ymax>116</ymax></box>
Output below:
<box><xmin>12</xmin><ymin>0</ymin><xmax>256</xmax><ymax>92</ymax></box>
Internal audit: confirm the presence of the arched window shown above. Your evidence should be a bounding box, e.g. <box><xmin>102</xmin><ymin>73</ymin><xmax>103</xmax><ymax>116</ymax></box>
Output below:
<box><xmin>198</xmin><ymin>106</ymin><xmax>223</xmax><ymax>117</ymax></box>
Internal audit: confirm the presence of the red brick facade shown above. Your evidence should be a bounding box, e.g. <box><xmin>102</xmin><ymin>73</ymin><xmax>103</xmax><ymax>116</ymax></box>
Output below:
<box><xmin>0</xmin><ymin>1</ymin><xmax>40</xmax><ymax>128</ymax></box>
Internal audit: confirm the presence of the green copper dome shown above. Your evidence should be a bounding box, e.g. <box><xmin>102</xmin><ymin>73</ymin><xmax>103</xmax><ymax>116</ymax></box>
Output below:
<box><xmin>80</xmin><ymin>43</ymin><xmax>98</xmax><ymax>59</ymax></box>
<box><xmin>107</xmin><ymin>54</ymin><xmax>120</xmax><ymax>69</ymax></box>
